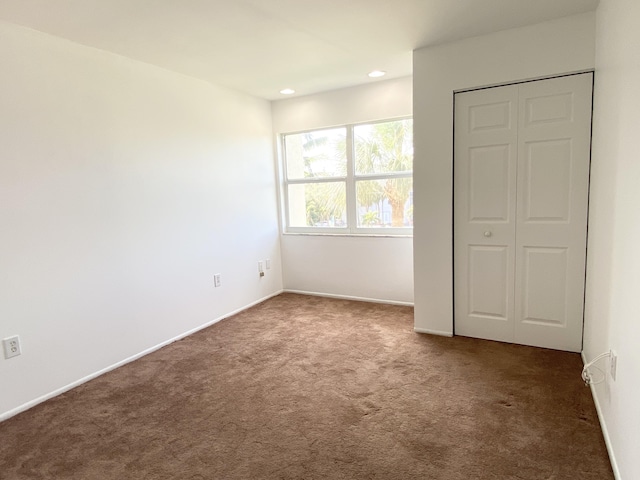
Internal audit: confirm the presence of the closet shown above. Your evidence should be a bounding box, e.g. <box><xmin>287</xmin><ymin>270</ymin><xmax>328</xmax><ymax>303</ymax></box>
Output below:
<box><xmin>453</xmin><ymin>73</ymin><xmax>593</xmax><ymax>352</ymax></box>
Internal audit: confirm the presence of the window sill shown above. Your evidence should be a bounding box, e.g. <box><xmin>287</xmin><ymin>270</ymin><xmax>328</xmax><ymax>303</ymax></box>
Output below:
<box><xmin>282</xmin><ymin>232</ymin><xmax>413</xmax><ymax>238</ymax></box>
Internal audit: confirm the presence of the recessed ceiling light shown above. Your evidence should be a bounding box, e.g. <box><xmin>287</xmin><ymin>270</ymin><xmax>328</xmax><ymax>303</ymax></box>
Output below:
<box><xmin>280</xmin><ymin>88</ymin><xmax>296</xmax><ymax>95</ymax></box>
<box><xmin>368</xmin><ymin>70</ymin><xmax>386</xmax><ymax>78</ymax></box>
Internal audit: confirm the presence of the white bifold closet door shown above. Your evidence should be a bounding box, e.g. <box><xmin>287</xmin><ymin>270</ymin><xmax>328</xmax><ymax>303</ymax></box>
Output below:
<box><xmin>454</xmin><ymin>73</ymin><xmax>593</xmax><ymax>352</ymax></box>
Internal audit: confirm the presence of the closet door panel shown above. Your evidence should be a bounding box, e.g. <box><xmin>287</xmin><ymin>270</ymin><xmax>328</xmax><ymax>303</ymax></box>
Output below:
<box><xmin>514</xmin><ymin>74</ymin><xmax>593</xmax><ymax>352</ymax></box>
<box><xmin>454</xmin><ymin>85</ymin><xmax>518</xmax><ymax>342</ymax></box>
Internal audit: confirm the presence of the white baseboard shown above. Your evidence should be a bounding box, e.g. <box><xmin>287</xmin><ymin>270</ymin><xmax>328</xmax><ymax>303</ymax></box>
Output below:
<box><xmin>282</xmin><ymin>289</ymin><xmax>414</xmax><ymax>307</ymax></box>
<box><xmin>413</xmin><ymin>327</ymin><xmax>454</xmax><ymax>337</ymax></box>
<box><xmin>0</xmin><ymin>290</ymin><xmax>283</xmax><ymax>423</ymax></box>
<box><xmin>581</xmin><ymin>351</ymin><xmax>621</xmax><ymax>479</ymax></box>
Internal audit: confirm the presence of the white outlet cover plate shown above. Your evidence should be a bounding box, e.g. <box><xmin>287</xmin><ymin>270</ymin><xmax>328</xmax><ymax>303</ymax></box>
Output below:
<box><xmin>3</xmin><ymin>335</ymin><xmax>22</xmax><ymax>359</ymax></box>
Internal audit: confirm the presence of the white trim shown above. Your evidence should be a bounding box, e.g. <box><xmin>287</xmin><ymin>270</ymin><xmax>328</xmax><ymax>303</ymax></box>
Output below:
<box><xmin>0</xmin><ymin>290</ymin><xmax>283</xmax><ymax>423</ymax></box>
<box><xmin>345</xmin><ymin>124</ymin><xmax>357</xmax><ymax>231</ymax></box>
<box><xmin>413</xmin><ymin>327</ymin><xmax>454</xmax><ymax>337</ymax></box>
<box><xmin>286</xmin><ymin>226</ymin><xmax>350</xmax><ymax>235</ymax></box>
<box><xmin>287</xmin><ymin>176</ymin><xmax>347</xmax><ymax>185</ymax></box>
<box><xmin>581</xmin><ymin>351</ymin><xmax>621</xmax><ymax>479</ymax></box>
<box><xmin>453</xmin><ymin>69</ymin><xmax>595</xmax><ymax>94</ymax></box>
<box><xmin>283</xmin><ymin>289</ymin><xmax>413</xmax><ymax>307</ymax></box>
<box><xmin>282</xmin><ymin>232</ymin><xmax>412</xmax><ymax>238</ymax></box>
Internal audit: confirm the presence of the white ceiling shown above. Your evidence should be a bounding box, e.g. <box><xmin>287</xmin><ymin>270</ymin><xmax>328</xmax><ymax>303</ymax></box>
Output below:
<box><xmin>0</xmin><ymin>0</ymin><xmax>599</xmax><ymax>100</ymax></box>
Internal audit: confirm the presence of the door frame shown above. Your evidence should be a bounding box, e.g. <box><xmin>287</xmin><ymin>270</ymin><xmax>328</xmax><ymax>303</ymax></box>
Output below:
<box><xmin>451</xmin><ymin>71</ymin><xmax>595</xmax><ymax>347</ymax></box>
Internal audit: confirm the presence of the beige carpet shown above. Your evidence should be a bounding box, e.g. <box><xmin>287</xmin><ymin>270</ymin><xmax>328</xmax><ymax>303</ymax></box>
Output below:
<box><xmin>0</xmin><ymin>293</ymin><xmax>613</xmax><ymax>479</ymax></box>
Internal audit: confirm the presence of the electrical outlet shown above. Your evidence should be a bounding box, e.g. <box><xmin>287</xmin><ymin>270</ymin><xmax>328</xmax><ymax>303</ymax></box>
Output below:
<box><xmin>214</xmin><ymin>274</ymin><xmax>221</xmax><ymax>288</ymax></box>
<box><xmin>265</xmin><ymin>259</ymin><xmax>271</xmax><ymax>270</ymax></box>
<box><xmin>3</xmin><ymin>335</ymin><xmax>22</xmax><ymax>359</ymax></box>
<box><xmin>610</xmin><ymin>350</ymin><xmax>617</xmax><ymax>380</ymax></box>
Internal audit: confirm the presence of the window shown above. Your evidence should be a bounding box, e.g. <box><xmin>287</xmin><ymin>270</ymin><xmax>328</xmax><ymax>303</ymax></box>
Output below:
<box><xmin>282</xmin><ymin>118</ymin><xmax>413</xmax><ymax>235</ymax></box>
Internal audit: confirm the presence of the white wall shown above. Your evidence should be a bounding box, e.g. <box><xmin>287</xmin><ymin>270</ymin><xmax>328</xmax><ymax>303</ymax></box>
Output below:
<box><xmin>583</xmin><ymin>0</ymin><xmax>640</xmax><ymax>478</ymax></box>
<box><xmin>0</xmin><ymin>22</ymin><xmax>282</xmax><ymax>419</ymax></box>
<box><xmin>271</xmin><ymin>77</ymin><xmax>414</xmax><ymax>305</ymax></box>
<box><xmin>412</xmin><ymin>12</ymin><xmax>596</xmax><ymax>334</ymax></box>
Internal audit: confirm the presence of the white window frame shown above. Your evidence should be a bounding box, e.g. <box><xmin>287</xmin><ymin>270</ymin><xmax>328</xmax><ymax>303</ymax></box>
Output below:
<box><xmin>281</xmin><ymin>117</ymin><xmax>413</xmax><ymax>236</ymax></box>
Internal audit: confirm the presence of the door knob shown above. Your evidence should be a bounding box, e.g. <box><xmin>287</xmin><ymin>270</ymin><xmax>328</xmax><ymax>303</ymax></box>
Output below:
<box><xmin>484</xmin><ymin>231</ymin><xmax>492</xmax><ymax>237</ymax></box>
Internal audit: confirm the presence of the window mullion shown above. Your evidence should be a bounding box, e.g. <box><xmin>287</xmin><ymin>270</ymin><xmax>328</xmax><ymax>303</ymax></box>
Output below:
<box><xmin>345</xmin><ymin>125</ymin><xmax>357</xmax><ymax>233</ymax></box>
<box><xmin>286</xmin><ymin>177</ymin><xmax>347</xmax><ymax>185</ymax></box>
<box><xmin>354</xmin><ymin>172</ymin><xmax>412</xmax><ymax>182</ymax></box>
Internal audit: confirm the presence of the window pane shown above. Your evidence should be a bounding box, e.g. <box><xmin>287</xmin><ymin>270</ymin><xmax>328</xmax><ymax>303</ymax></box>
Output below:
<box><xmin>288</xmin><ymin>182</ymin><xmax>347</xmax><ymax>228</ymax></box>
<box><xmin>285</xmin><ymin>128</ymin><xmax>347</xmax><ymax>180</ymax></box>
<box><xmin>354</xmin><ymin>119</ymin><xmax>413</xmax><ymax>175</ymax></box>
<box><xmin>356</xmin><ymin>178</ymin><xmax>413</xmax><ymax>228</ymax></box>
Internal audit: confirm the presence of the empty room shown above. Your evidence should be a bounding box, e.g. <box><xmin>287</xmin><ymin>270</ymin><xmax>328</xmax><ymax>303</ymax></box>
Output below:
<box><xmin>0</xmin><ymin>1</ymin><xmax>637</xmax><ymax>479</ymax></box>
